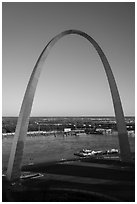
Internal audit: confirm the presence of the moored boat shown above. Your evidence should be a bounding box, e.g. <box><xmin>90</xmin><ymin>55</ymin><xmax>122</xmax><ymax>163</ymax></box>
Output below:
<box><xmin>74</xmin><ymin>148</ymin><xmax>119</xmax><ymax>157</ymax></box>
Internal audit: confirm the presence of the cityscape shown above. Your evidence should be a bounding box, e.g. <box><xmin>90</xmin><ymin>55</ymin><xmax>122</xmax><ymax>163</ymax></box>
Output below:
<box><xmin>2</xmin><ymin>116</ymin><xmax>135</xmax><ymax>137</ymax></box>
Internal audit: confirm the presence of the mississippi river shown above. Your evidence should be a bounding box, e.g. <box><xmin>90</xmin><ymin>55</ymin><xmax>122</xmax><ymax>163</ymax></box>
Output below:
<box><xmin>2</xmin><ymin>133</ymin><xmax>135</xmax><ymax>169</ymax></box>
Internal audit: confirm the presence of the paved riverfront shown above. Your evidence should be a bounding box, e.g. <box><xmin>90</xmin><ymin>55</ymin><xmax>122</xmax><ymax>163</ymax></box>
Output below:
<box><xmin>3</xmin><ymin>156</ymin><xmax>135</xmax><ymax>202</ymax></box>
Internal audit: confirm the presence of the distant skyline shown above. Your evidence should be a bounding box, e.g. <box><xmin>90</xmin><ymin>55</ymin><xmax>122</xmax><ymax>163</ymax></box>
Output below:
<box><xmin>2</xmin><ymin>2</ymin><xmax>135</xmax><ymax>116</ymax></box>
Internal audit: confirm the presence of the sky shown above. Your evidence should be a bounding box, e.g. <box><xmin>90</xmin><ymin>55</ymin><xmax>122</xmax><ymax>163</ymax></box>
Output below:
<box><xmin>2</xmin><ymin>2</ymin><xmax>135</xmax><ymax>117</ymax></box>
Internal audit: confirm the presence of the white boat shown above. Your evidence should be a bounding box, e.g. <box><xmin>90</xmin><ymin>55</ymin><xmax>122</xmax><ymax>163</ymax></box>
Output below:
<box><xmin>107</xmin><ymin>149</ymin><xmax>119</xmax><ymax>154</ymax></box>
<box><xmin>74</xmin><ymin>148</ymin><xmax>119</xmax><ymax>157</ymax></box>
<box><xmin>20</xmin><ymin>172</ymin><xmax>43</xmax><ymax>179</ymax></box>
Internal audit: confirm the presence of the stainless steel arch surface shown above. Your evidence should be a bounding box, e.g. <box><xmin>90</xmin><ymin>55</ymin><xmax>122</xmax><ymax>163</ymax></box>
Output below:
<box><xmin>6</xmin><ymin>30</ymin><xmax>132</xmax><ymax>181</ymax></box>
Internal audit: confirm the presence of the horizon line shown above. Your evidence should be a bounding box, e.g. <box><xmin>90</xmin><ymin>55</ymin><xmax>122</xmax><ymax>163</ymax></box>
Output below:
<box><xmin>2</xmin><ymin>115</ymin><xmax>135</xmax><ymax>118</ymax></box>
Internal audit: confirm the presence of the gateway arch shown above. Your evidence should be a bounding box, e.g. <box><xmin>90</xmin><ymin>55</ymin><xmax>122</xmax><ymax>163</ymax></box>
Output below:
<box><xmin>6</xmin><ymin>30</ymin><xmax>132</xmax><ymax>181</ymax></box>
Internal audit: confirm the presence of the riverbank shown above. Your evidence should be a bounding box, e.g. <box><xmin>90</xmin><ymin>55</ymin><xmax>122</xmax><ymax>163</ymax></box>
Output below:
<box><xmin>3</xmin><ymin>155</ymin><xmax>135</xmax><ymax>202</ymax></box>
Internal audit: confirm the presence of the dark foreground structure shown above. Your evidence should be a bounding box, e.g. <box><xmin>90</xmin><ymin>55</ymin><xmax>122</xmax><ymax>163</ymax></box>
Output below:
<box><xmin>3</xmin><ymin>155</ymin><xmax>135</xmax><ymax>202</ymax></box>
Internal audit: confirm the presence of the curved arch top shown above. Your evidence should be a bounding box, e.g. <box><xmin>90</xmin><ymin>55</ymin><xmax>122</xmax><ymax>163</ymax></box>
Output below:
<box><xmin>6</xmin><ymin>29</ymin><xmax>132</xmax><ymax>181</ymax></box>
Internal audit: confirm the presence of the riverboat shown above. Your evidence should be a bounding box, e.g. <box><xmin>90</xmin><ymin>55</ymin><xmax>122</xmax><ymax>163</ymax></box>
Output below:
<box><xmin>74</xmin><ymin>148</ymin><xmax>119</xmax><ymax>157</ymax></box>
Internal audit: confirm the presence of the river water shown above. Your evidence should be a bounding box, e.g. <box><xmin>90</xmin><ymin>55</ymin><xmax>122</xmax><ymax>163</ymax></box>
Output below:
<box><xmin>2</xmin><ymin>133</ymin><xmax>135</xmax><ymax>169</ymax></box>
